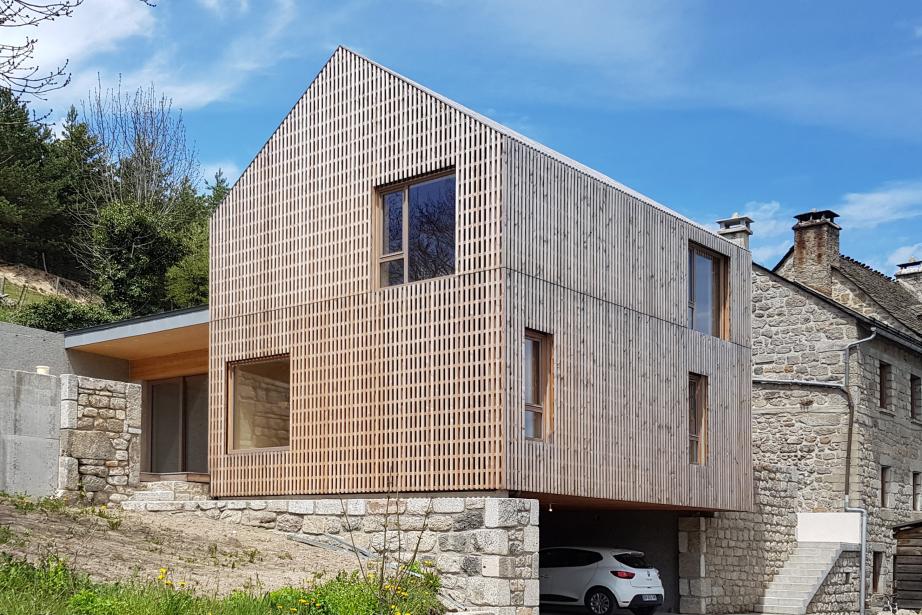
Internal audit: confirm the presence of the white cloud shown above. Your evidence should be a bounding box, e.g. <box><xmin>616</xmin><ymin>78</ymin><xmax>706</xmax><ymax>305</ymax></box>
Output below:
<box><xmin>836</xmin><ymin>180</ymin><xmax>922</xmax><ymax>229</ymax></box>
<box><xmin>197</xmin><ymin>0</ymin><xmax>250</xmax><ymax>17</ymax></box>
<box><xmin>888</xmin><ymin>243</ymin><xmax>922</xmax><ymax>269</ymax></box>
<box><xmin>739</xmin><ymin>200</ymin><xmax>791</xmax><ymax>238</ymax></box>
<box><xmin>202</xmin><ymin>161</ymin><xmax>242</xmax><ymax>186</ymax></box>
<box><xmin>751</xmin><ymin>239</ymin><xmax>792</xmax><ymax>266</ymax></box>
<box><xmin>0</xmin><ymin>0</ymin><xmax>154</xmax><ymax>80</ymax></box>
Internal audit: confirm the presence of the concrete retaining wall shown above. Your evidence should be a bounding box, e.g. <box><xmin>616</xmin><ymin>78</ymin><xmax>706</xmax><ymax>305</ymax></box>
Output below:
<box><xmin>0</xmin><ymin>369</ymin><xmax>60</xmax><ymax>496</ymax></box>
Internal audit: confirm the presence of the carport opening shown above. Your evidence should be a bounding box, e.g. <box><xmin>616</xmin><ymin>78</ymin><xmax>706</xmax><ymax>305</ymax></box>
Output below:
<box><xmin>539</xmin><ymin>504</ymin><xmax>681</xmax><ymax>614</ymax></box>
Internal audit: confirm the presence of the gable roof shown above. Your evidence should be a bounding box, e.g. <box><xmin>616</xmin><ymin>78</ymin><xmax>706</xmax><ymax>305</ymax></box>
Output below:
<box><xmin>754</xmin><ymin>263</ymin><xmax>922</xmax><ymax>354</ymax></box>
<box><xmin>229</xmin><ymin>46</ymin><xmax>730</xmax><ymax>243</ymax></box>
<box><xmin>771</xmin><ymin>247</ymin><xmax>922</xmax><ymax>340</ymax></box>
<box><xmin>834</xmin><ymin>255</ymin><xmax>922</xmax><ymax>337</ymax></box>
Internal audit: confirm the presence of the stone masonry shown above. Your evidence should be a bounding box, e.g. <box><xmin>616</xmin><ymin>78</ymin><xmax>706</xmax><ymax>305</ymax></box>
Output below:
<box><xmin>58</xmin><ymin>375</ymin><xmax>142</xmax><ymax>505</ymax></box>
<box><xmin>122</xmin><ymin>496</ymin><xmax>539</xmax><ymax>614</ymax></box>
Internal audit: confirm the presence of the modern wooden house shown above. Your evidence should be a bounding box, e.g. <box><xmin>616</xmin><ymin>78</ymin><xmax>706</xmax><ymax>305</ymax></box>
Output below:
<box><xmin>198</xmin><ymin>46</ymin><xmax>753</xmax><ymax>510</ymax></box>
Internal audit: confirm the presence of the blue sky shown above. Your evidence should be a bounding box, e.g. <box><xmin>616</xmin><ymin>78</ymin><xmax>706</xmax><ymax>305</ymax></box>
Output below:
<box><xmin>11</xmin><ymin>0</ymin><xmax>922</xmax><ymax>272</ymax></box>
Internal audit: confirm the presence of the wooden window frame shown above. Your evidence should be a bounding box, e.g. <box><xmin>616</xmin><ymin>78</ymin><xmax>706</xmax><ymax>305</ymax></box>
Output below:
<box><xmin>689</xmin><ymin>373</ymin><xmax>708</xmax><ymax>465</ymax></box>
<box><xmin>911</xmin><ymin>374</ymin><xmax>920</xmax><ymax>420</ymax></box>
<box><xmin>373</xmin><ymin>168</ymin><xmax>456</xmax><ymax>289</ymax></box>
<box><xmin>146</xmin><ymin>374</ymin><xmax>208</xmax><ymax>473</ymax></box>
<box><xmin>872</xmin><ymin>551</ymin><xmax>884</xmax><ymax>594</ymax></box>
<box><xmin>226</xmin><ymin>354</ymin><xmax>292</xmax><ymax>454</ymax></box>
<box><xmin>879</xmin><ymin>361</ymin><xmax>892</xmax><ymax>410</ymax></box>
<box><xmin>913</xmin><ymin>471</ymin><xmax>921</xmax><ymax>512</ymax></box>
<box><xmin>881</xmin><ymin>465</ymin><xmax>892</xmax><ymax>508</ymax></box>
<box><xmin>524</xmin><ymin>329</ymin><xmax>554</xmax><ymax>441</ymax></box>
<box><xmin>688</xmin><ymin>243</ymin><xmax>730</xmax><ymax>340</ymax></box>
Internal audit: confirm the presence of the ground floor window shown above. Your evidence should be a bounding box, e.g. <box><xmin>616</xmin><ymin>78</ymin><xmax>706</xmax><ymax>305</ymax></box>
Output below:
<box><xmin>873</xmin><ymin>551</ymin><xmax>884</xmax><ymax>593</ymax></box>
<box><xmin>227</xmin><ymin>356</ymin><xmax>291</xmax><ymax>451</ymax></box>
<box><xmin>149</xmin><ymin>374</ymin><xmax>208</xmax><ymax>473</ymax></box>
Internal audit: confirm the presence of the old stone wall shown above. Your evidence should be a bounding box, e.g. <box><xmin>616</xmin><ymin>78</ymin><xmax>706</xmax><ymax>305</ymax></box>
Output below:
<box><xmin>234</xmin><ymin>370</ymin><xmax>289</xmax><ymax>449</ymax></box>
<box><xmin>122</xmin><ymin>496</ymin><xmax>539</xmax><ymax>614</ymax></box>
<box><xmin>851</xmin><ymin>337</ymin><xmax>922</xmax><ymax>605</ymax></box>
<box><xmin>58</xmin><ymin>375</ymin><xmax>142</xmax><ymax>505</ymax></box>
<box><xmin>681</xmin><ymin>463</ymin><xmax>798</xmax><ymax>615</ymax></box>
<box><xmin>807</xmin><ymin>551</ymin><xmax>860</xmax><ymax>615</ymax></box>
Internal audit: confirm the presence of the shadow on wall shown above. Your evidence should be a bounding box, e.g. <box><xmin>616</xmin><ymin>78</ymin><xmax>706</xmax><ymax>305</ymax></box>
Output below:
<box><xmin>539</xmin><ymin>508</ymin><xmax>680</xmax><ymax>613</ymax></box>
<box><xmin>0</xmin><ymin>369</ymin><xmax>60</xmax><ymax>497</ymax></box>
<box><xmin>0</xmin><ymin>322</ymin><xmax>128</xmax><ymax>380</ymax></box>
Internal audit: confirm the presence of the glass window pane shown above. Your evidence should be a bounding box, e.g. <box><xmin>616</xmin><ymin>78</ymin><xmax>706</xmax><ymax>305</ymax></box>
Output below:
<box><xmin>408</xmin><ymin>175</ymin><xmax>455</xmax><ymax>282</ymax></box>
<box><xmin>379</xmin><ymin>259</ymin><xmax>404</xmax><ymax>287</ymax></box>
<box><xmin>524</xmin><ymin>338</ymin><xmax>540</xmax><ymax>405</ymax></box>
<box><xmin>688</xmin><ymin>377</ymin><xmax>698</xmax><ymax>437</ymax></box>
<box><xmin>382</xmin><ymin>191</ymin><xmax>403</xmax><ymax>254</ymax></box>
<box><xmin>183</xmin><ymin>374</ymin><xmax>209</xmax><ymax>473</ymax></box>
<box><xmin>232</xmin><ymin>358</ymin><xmax>290</xmax><ymax>450</ymax></box>
<box><xmin>525</xmin><ymin>409</ymin><xmax>542</xmax><ymax>439</ymax></box>
<box><xmin>151</xmin><ymin>381</ymin><xmax>181</xmax><ymax>473</ymax></box>
<box><xmin>693</xmin><ymin>252</ymin><xmax>715</xmax><ymax>335</ymax></box>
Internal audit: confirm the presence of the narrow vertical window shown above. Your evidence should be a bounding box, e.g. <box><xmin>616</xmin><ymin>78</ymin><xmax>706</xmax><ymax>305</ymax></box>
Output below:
<box><xmin>872</xmin><ymin>551</ymin><xmax>884</xmax><ymax>594</ymax></box>
<box><xmin>881</xmin><ymin>465</ymin><xmax>892</xmax><ymax>508</ymax></box>
<box><xmin>524</xmin><ymin>330</ymin><xmax>552</xmax><ymax>440</ymax></box>
<box><xmin>879</xmin><ymin>361</ymin><xmax>892</xmax><ymax>409</ymax></box>
<box><xmin>688</xmin><ymin>244</ymin><xmax>728</xmax><ymax>339</ymax></box>
<box><xmin>911</xmin><ymin>375</ymin><xmax>920</xmax><ymax>419</ymax></box>
<box><xmin>689</xmin><ymin>373</ymin><xmax>708</xmax><ymax>464</ymax></box>
<box><xmin>376</xmin><ymin>171</ymin><xmax>455</xmax><ymax>287</ymax></box>
<box><xmin>913</xmin><ymin>472</ymin><xmax>921</xmax><ymax>512</ymax></box>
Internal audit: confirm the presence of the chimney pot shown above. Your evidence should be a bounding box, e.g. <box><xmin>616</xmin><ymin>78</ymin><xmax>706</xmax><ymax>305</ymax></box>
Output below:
<box><xmin>716</xmin><ymin>213</ymin><xmax>753</xmax><ymax>250</ymax></box>
<box><xmin>895</xmin><ymin>256</ymin><xmax>922</xmax><ymax>302</ymax></box>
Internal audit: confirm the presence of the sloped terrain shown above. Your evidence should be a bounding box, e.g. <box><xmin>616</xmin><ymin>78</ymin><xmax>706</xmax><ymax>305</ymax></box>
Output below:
<box><xmin>0</xmin><ymin>497</ymin><xmax>358</xmax><ymax>596</ymax></box>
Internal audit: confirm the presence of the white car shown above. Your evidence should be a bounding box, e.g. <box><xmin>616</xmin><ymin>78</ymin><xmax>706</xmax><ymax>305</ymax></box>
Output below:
<box><xmin>539</xmin><ymin>546</ymin><xmax>664</xmax><ymax>615</ymax></box>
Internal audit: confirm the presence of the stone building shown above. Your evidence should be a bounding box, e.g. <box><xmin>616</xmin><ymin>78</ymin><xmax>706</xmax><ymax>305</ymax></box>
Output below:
<box><xmin>701</xmin><ymin>211</ymin><xmax>922</xmax><ymax>615</ymax></box>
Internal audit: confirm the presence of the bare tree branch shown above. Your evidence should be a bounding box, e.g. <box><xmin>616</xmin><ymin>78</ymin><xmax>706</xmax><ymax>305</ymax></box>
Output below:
<box><xmin>0</xmin><ymin>0</ymin><xmax>154</xmax><ymax>101</ymax></box>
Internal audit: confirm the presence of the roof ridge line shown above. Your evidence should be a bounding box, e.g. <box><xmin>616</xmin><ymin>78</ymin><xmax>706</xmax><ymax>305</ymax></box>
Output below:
<box><xmin>338</xmin><ymin>47</ymin><xmax>732</xmax><ymax>243</ymax></box>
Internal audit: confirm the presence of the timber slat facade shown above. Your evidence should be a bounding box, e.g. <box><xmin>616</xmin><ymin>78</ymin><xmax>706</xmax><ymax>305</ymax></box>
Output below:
<box><xmin>207</xmin><ymin>47</ymin><xmax>752</xmax><ymax>511</ymax></box>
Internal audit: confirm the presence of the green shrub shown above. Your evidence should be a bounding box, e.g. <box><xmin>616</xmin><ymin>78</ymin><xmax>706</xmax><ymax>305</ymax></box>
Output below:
<box><xmin>6</xmin><ymin>295</ymin><xmax>116</xmax><ymax>332</ymax></box>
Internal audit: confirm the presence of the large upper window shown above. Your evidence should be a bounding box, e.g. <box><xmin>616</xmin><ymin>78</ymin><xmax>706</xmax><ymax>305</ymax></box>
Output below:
<box><xmin>377</xmin><ymin>172</ymin><xmax>456</xmax><ymax>287</ymax></box>
<box><xmin>227</xmin><ymin>356</ymin><xmax>291</xmax><ymax>451</ymax></box>
<box><xmin>688</xmin><ymin>244</ymin><xmax>728</xmax><ymax>338</ymax></box>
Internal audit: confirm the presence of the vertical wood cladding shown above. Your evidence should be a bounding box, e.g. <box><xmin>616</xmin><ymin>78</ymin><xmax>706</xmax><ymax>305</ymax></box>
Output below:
<box><xmin>503</xmin><ymin>140</ymin><xmax>752</xmax><ymax>511</ymax></box>
<box><xmin>209</xmin><ymin>47</ymin><xmax>752</xmax><ymax>510</ymax></box>
<box><xmin>209</xmin><ymin>48</ymin><xmax>505</xmax><ymax>497</ymax></box>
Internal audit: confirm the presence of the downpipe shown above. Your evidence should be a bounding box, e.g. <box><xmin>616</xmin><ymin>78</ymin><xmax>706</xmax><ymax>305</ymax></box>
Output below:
<box><xmin>842</xmin><ymin>329</ymin><xmax>876</xmax><ymax>615</ymax></box>
<box><xmin>845</xmin><ymin>496</ymin><xmax>868</xmax><ymax>615</ymax></box>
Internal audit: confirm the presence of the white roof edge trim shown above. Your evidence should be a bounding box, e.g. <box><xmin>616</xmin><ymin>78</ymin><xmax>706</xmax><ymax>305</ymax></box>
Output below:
<box><xmin>341</xmin><ymin>46</ymin><xmax>731</xmax><ymax>242</ymax></box>
<box><xmin>64</xmin><ymin>309</ymin><xmax>209</xmax><ymax>349</ymax></box>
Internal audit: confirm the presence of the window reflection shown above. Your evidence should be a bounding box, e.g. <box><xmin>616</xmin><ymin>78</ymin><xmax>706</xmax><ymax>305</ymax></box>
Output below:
<box><xmin>408</xmin><ymin>176</ymin><xmax>456</xmax><ymax>282</ymax></box>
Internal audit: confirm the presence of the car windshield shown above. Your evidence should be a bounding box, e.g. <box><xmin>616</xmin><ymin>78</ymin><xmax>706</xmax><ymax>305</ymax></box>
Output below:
<box><xmin>614</xmin><ymin>553</ymin><xmax>652</xmax><ymax>569</ymax></box>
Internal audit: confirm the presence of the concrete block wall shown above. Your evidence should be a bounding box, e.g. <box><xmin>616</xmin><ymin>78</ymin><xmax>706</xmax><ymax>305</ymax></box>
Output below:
<box><xmin>0</xmin><ymin>369</ymin><xmax>61</xmax><ymax>496</ymax></box>
<box><xmin>58</xmin><ymin>375</ymin><xmax>142</xmax><ymax>505</ymax></box>
<box><xmin>122</xmin><ymin>496</ymin><xmax>540</xmax><ymax>614</ymax></box>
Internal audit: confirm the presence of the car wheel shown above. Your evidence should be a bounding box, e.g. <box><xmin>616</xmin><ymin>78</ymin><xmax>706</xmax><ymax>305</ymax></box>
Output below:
<box><xmin>585</xmin><ymin>587</ymin><xmax>616</xmax><ymax>615</ymax></box>
<box><xmin>630</xmin><ymin>608</ymin><xmax>656</xmax><ymax>615</ymax></box>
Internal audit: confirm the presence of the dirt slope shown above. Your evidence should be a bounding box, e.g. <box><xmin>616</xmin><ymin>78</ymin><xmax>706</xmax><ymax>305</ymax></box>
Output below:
<box><xmin>0</xmin><ymin>501</ymin><xmax>358</xmax><ymax>595</ymax></box>
<box><xmin>0</xmin><ymin>262</ymin><xmax>97</xmax><ymax>304</ymax></box>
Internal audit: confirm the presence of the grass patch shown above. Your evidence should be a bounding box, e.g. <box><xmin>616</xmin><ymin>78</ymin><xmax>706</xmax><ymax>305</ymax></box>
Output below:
<box><xmin>0</xmin><ymin>555</ymin><xmax>445</xmax><ymax>615</ymax></box>
<box><xmin>0</xmin><ymin>492</ymin><xmax>68</xmax><ymax>515</ymax></box>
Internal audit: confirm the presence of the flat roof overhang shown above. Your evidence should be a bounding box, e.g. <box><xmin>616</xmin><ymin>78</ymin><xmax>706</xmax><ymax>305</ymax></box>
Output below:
<box><xmin>63</xmin><ymin>306</ymin><xmax>208</xmax><ymax>360</ymax></box>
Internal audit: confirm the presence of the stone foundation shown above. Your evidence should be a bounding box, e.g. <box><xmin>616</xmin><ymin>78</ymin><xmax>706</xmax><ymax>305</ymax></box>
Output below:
<box><xmin>57</xmin><ymin>375</ymin><xmax>142</xmax><ymax>505</ymax></box>
<box><xmin>122</xmin><ymin>496</ymin><xmax>539</xmax><ymax>614</ymax></box>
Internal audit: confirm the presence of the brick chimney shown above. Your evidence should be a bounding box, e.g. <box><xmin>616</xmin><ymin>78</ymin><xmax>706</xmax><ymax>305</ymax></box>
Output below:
<box><xmin>896</xmin><ymin>257</ymin><xmax>922</xmax><ymax>302</ymax></box>
<box><xmin>716</xmin><ymin>212</ymin><xmax>753</xmax><ymax>249</ymax></box>
<box><xmin>789</xmin><ymin>209</ymin><xmax>841</xmax><ymax>296</ymax></box>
